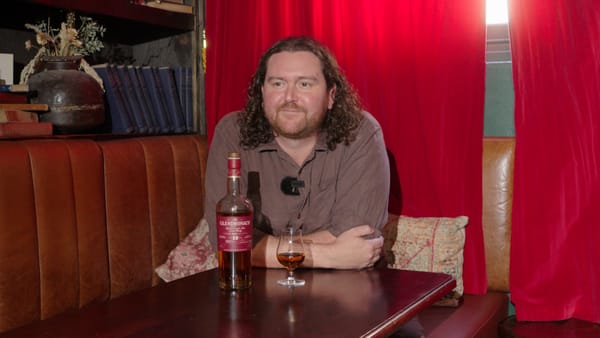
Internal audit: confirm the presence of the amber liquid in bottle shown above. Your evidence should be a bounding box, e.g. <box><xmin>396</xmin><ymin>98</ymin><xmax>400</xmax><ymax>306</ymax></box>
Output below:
<box><xmin>216</xmin><ymin>152</ymin><xmax>253</xmax><ymax>290</ymax></box>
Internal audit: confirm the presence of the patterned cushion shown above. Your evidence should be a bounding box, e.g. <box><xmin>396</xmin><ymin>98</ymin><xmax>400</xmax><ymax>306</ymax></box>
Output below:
<box><xmin>155</xmin><ymin>218</ymin><xmax>218</xmax><ymax>282</ymax></box>
<box><xmin>382</xmin><ymin>215</ymin><xmax>468</xmax><ymax>302</ymax></box>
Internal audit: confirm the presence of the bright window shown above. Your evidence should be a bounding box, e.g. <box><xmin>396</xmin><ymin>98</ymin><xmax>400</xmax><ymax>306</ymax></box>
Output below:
<box><xmin>486</xmin><ymin>0</ymin><xmax>509</xmax><ymax>24</ymax></box>
<box><xmin>486</xmin><ymin>0</ymin><xmax>511</xmax><ymax>63</ymax></box>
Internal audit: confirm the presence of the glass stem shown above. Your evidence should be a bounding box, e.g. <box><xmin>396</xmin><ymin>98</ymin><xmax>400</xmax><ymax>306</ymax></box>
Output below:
<box><xmin>288</xmin><ymin>270</ymin><xmax>295</xmax><ymax>281</ymax></box>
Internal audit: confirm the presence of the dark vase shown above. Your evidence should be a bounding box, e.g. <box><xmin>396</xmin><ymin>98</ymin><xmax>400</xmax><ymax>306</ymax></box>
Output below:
<box><xmin>27</xmin><ymin>56</ymin><xmax>105</xmax><ymax>134</ymax></box>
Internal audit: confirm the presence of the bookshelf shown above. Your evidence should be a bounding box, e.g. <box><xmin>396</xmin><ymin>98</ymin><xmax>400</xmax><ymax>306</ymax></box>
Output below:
<box><xmin>0</xmin><ymin>0</ymin><xmax>205</xmax><ymax>134</ymax></box>
<box><xmin>1</xmin><ymin>0</ymin><xmax>194</xmax><ymax>44</ymax></box>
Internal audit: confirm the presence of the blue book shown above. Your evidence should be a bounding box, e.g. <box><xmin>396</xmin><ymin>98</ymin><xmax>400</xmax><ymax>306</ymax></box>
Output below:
<box><xmin>133</xmin><ymin>66</ymin><xmax>163</xmax><ymax>134</ymax></box>
<box><xmin>141</xmin><ymin>66</ymin><xmax>172</xmax><ymax>133</ymax></box>
<box><xmin>173</xmin><ymin>66</ymin><xmax>193</xmax><ymax>132</ymax></box>
<box><xmin>127</xmin><ymin>65</ymin><xmax>159</xmax><ymax>134</ymax></box>
<box><xmin>92</xmin><ymin>63</ymin><xmax>135</xmax><ymax>134</ymax></box>
<box><xmin>115</xmin><ymin>65</ymin><xmax>149</xmax><ymax>134</ymax></box>
<box><xmin>156</xmin><ymin>66</ymin><xmax>186</xmax><ymax>134</ymax></box>
<box><xmin>106</xmin><ymin>64</ymin><xmax>138</xmax><ymax>134</ymax></box>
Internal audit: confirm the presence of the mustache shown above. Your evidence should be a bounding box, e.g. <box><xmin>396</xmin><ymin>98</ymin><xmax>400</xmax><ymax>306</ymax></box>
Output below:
<box><xmin>277</xmin><ymin>103</ymin><xmax>306</xmax><ymax>112</ymax></box>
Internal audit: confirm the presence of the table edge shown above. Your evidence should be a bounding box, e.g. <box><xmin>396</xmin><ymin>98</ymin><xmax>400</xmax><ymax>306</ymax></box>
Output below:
<box><xmin>361</xmin><ymin>275</ymin><xmax>457</xmax><ymax>338</ymax></box>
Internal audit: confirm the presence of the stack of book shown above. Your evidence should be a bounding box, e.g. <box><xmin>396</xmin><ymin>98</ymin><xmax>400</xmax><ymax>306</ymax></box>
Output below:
<box><xmin>92</xmin><ymin>63</ymin><xmax>193</xmax><ymax>135</ymax></box>
<box><xmin>0</xmin><ymin>84</ymin><xmax>52</xmax><ymax>138</ymax></box>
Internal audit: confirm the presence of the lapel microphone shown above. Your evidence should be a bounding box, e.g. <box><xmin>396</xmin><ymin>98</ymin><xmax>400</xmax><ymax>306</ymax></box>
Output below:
<box><xmin>280</xmin><ymin>176</ymin><xmax>305</xmax><ymax>195</ymax></box>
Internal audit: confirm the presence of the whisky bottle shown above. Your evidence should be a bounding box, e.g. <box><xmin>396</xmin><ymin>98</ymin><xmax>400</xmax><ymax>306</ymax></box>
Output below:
<box><xmin>216</xmin><ymin>152</ymin><xmax>253</xmax><ymax>290</ymax></box>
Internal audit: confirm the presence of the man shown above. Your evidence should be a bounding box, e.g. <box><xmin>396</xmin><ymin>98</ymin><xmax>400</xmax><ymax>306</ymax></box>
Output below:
<box><xmin>205</xmin><ymin>36</ymin><xmax>389</xmax><ymax>269</ymax></box>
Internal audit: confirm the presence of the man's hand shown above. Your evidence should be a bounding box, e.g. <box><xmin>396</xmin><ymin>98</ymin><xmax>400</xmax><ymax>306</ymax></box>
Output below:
<box><xmin>307</xmin><ymin>225</ymin><xmax>383</xmax><ymax>269</ymax></box>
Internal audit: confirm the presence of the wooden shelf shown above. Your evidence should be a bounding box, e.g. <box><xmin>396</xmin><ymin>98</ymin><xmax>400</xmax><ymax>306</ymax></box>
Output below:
<box><xmin>1</xmin><ymin>0</ymin><xmax>194</xmax><ymax>44</ymax></box>
<box><xmin>0</xmin><ymin>131</ymin><xmax>202</xmax><ymax>141</ymax></box>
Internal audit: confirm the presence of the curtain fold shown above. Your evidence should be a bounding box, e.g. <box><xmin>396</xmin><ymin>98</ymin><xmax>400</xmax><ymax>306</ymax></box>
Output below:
<box><xmin>509</xmin><ymin>0</ymin><xmax>600</xmax><ymax>322</ymax></box>
<box><xmin>206</xmin><ymin>0</ymin><xmax>487</xmax><ymax>294</ymax></box>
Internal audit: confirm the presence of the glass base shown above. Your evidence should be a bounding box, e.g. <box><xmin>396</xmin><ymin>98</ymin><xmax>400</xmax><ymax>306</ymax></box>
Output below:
<box><xmin>277</xmin><ymin>277</ymin><xmax>305</xmax><ymax>287</ymax></box>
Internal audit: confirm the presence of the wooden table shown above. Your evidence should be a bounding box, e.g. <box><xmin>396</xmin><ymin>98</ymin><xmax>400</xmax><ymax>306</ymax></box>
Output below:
<box><xmin>0</xmin><ymin>268</ymin><xmax>455</xmax><ymax>338</ymax></box>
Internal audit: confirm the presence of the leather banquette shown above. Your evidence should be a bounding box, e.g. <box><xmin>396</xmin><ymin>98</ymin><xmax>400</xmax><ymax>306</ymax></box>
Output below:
<box><xmin>0</xmin><ymin>135</ymin><xmax>207</xmax><ymax>333</ymax></box>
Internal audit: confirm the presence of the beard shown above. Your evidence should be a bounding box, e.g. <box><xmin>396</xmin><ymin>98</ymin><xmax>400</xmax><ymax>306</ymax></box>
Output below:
<box><xmin>270</xmin><ymin>103</ymin><xmax>324</xmax><ymax>139</ymax></box>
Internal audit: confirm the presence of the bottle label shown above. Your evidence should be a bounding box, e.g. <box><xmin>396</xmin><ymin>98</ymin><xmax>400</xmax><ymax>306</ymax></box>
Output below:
<box><xmin>217</xmin><ymin>215</ymin><xmax>253</xmax><ymax>251</ymax></box>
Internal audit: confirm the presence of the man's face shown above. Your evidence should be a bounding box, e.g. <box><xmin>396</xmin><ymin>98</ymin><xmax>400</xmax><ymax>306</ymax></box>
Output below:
<box><xmin>261</xmin><ymin>51</ymin><xmax>335</xmax><ymax>140</ymax></box>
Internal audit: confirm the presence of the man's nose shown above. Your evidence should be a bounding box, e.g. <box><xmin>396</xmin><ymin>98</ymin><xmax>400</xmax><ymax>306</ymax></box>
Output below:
<box><xmin>285</xmin><ymin>86</ymin><xmax>298</xmax><ymax>102</ymax></box>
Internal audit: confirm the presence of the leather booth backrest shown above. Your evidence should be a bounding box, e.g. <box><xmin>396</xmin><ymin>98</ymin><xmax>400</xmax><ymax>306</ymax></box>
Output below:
<box><xmin>0</xmin><ymin>139</ymin><xmax>108</xmax><ymax>332</ymax></box>
<box><xmin>482</xmin><ymin>137</ymin><xmax>515</xmax><ymax>292</ymax></box>
<box><xmin>100</xmin><ymin>136</ymin><xmax>207</xmax><ymax>298</ymax></box>
<box><xmin>0</xmin><ymin>135</ymin><xmax>207</xmax><ymax>333</ymax></box>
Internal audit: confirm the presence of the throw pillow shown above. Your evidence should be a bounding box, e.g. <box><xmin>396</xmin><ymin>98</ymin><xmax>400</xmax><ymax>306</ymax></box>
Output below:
<box><xmin>155</xmin><ymin>218</ymin><xmax>218</xmax><ymax>282</ymax></box>
<box><xmin>382</xmin><ymin>215</ymin><xmax>468</xmax><ymax>305</ymax></box>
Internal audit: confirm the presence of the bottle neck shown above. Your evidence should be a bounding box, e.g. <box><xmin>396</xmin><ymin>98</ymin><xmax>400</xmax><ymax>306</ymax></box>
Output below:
<box><xmin>227</xmin><ymin>173</ymin><xmax>241</xmax><ymax>196</ymax></box>
<box><xmin>226</xmin><ymin>153</ymin><xmax>242</xmax><ymax>196</ymax></box>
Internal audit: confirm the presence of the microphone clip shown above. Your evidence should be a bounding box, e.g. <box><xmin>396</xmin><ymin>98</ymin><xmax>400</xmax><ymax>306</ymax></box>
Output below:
<box><xmin>280</xmin><ymin>176</ymin><xmax>305</xmax><ymax>196</ymax></box>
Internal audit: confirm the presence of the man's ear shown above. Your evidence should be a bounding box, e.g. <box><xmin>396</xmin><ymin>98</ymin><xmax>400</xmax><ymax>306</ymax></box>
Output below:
<box><xmin>328</xmin><ymin>85</ymin><xmax>336</xmax><ymax>110</ymax></box>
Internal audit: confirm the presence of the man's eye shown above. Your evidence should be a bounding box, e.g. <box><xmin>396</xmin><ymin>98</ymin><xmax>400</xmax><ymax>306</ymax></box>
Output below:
<box><xmin>272</xmin><ymin>81</ymin><xmax>284</xmax><ymax>87</ymax></box>
<box><xmin>299</xmin><ymin>81</ymin><xmax>312</xmax><ymax>88</ymax></box>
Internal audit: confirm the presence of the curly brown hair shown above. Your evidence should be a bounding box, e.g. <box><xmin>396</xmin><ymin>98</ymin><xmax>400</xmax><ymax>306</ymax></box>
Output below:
<box><xmin>238</xmin><ymin>36</ymin><xmax>363</xmax><ymax>150</ymax></box>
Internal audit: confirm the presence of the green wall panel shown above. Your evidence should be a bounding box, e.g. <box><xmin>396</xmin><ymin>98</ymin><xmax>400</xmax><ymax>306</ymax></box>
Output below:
<box><xmin>484</xmin><ymin>63</ymin><xmax>515</xmax><ymax>137</ymax></box>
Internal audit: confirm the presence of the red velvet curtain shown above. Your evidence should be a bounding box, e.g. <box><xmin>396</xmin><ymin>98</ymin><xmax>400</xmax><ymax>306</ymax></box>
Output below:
<box><xmin>206</xmin><ymin>0</ymin><xmax>487</xmax><ymax>294</ymax></box>
<box><xmin>509</xmin><ymin>0</ymin><xmax>600</xmax><ymax>322</ymax></box>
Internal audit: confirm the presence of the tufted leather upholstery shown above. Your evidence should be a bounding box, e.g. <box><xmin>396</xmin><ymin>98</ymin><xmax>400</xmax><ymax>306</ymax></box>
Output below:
<box><xmin>0</xmin><ymin>135</ymin><xmax>207</xmax><ymax>333</ymax></box>
<box><xmin>482</xmin><ymin>137</ymin><xmax>514</xmax><ymax>293</ymax></box>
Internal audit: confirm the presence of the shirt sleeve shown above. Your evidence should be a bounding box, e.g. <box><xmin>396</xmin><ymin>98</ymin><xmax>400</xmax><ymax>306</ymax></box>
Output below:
<box><xmin>327</xmin><ymin>113</ymin><xmax>390</xmax><ymax>237</ymax></box>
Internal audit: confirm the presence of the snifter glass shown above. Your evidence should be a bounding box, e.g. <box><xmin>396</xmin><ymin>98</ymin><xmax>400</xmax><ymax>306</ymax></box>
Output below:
<box><xmin>276</xmin><ymin>227</ymin><xmax>306</xmax><ymax>287</ymax></box>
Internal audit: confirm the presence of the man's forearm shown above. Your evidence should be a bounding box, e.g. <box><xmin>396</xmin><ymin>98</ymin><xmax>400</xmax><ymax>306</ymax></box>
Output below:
<box><xmin>252</xmin><ymin>235</ymin><xmax>279</xmax><ymax>268</ymax></box>
<box><xmin>251</xmin><ymin>226</ymin><xmax>382</xmax><ymax>270</ymax></box>
<box><xmin>251</xmin><ymin>231</ymin><xmax>335</xmax><ymax>268</ymax></box>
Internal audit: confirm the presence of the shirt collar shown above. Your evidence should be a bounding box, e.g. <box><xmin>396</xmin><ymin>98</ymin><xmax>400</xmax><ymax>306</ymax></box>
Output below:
<box><xmin>256</xmin><ymin>131</ymin><xmax>329</xmax><ymax>153</ymax></box>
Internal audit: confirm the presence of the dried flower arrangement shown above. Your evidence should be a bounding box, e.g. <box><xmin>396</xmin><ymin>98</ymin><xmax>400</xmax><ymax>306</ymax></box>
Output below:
<box><xmin>20</xmin><ymin>11</ymin><xmax>106</xmax><ymax>86</ymax></box>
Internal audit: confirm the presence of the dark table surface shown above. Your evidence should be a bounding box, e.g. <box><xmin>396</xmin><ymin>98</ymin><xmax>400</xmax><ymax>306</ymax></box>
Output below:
<box><xmin>0</xmin><ymin>267</ymin><xmax>455</xmax><ymax>338</ymax></box>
